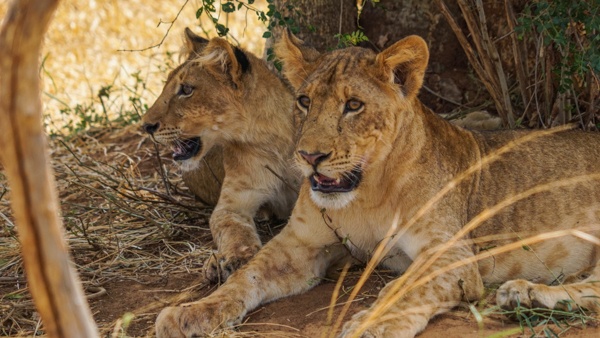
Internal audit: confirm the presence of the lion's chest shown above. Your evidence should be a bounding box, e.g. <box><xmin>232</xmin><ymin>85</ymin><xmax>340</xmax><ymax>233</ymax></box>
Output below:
<box><xmin>330</xmin><ymin>212</ymin><xmax>415</xmax><ymax>274</ymax></box>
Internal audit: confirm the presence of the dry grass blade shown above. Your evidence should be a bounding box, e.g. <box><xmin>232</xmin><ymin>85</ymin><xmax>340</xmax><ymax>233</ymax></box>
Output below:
<box><xmin>504</xmin><ymin>0</ymin><xmax>531</xmax><ymax>120</ymax></box>
<box><xmin>362</xmin><ymin>174</ymin><xmax>600</xmax><ymax>326</ymax></box>
<box><xmin>437</xmin><ymin>0</ymin><xmax>516</xmax><ymax>127</ymax></box>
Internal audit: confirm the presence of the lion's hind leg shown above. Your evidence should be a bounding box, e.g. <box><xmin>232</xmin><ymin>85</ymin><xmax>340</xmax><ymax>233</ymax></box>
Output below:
<box><xmin>496</xmin><ymin>260</ymin><xmax>600</xmax><ymax>313</ymax></box>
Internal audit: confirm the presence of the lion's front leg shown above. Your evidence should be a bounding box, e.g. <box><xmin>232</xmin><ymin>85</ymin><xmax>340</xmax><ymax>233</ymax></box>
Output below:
<box><xmin>203</xmin><ymin>175</ymin><xmax>271</xmax><ymax>283</ymax></box>
<box><xmin>204</xmin><ymin>207</ymin><xmax>262</xmax><ymax>283</ymax></box>
<box><xmin>157</xmin><ymin>222</ymin><xmax>345</xmax><ymax>337</ymax></box>
<box><xmin>340</xmin><ymin>245</ymin><xmax>483</xmax><ymax>338</ymax></box>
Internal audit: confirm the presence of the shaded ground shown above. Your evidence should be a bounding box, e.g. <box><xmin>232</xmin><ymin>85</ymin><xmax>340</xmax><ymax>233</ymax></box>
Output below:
<box><xmin>1</xmin><ymin>126</ymin><xmax>599</xmax><ymax>337</ymax></box>
<box><xmin>82</xmin><ymin>269</ymin><xmax>600</xmax><ymax>338</ymax></box>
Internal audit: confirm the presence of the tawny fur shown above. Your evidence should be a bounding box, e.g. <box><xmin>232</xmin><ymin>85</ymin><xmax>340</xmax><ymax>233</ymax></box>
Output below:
<box><xmin>141</xmin><ymin>29</ymin><xmax>300</xmax><ymax>283</ymax></box>
<box><xmin>153</xmin><ymin>32</ymin><xmax>600</xmax><ymax>338</ymax></box>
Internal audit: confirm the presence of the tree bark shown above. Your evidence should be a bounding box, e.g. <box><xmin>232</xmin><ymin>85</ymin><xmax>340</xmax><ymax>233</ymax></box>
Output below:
<box><xmin>274</xmin><ymin>0</ymin><xmax>357</xmax><ymax>50</ymax></box>
<box><xmin>0</xmin><ymin>1</ymin><xmax>98</xmax><ymax>337</ymax></box>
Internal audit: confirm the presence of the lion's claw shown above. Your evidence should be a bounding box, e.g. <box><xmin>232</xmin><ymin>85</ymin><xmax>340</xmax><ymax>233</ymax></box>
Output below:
<box><xmin>155</xmin><ymin>299</ymin><xmax>244</xmax><ymax>338</ymax></box>
<box><xmin>204</xmin><ymin>245</ymin><xmax>259</xmax><ymax>283</ymax></box>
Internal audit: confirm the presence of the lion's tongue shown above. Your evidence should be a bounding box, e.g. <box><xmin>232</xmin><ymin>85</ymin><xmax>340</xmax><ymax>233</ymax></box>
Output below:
<box><xmin>172</xmin><ymin>145</ymin><xmax>185</xmax><ymax>157</ymax></box>
<box><xmin>171</xmin><ymin>137</ymin><xmax>201</xmax><ymax>161</ymax></box>
<box><xmin>314</xmin><ymin>173</ymin><xmax>340</xmax><ymax>186</ymax></box>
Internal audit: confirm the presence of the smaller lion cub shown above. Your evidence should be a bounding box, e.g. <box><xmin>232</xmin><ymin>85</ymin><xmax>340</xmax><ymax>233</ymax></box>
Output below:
<box><xmin>155</xmin><ymin>31</ymin><xmax>600</xmax><ymax>338</ymax></box>
<box><xmin>141</xmin><ymin>29</ymin><xmax>300</xmax><ymax>283</ymax></box>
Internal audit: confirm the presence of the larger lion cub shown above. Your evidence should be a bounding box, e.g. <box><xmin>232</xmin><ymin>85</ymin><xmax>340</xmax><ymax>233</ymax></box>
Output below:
<box><xmin>155</xmin><ymin>32</ymin><xmax>600</xmax><ymax>337</ymax></box>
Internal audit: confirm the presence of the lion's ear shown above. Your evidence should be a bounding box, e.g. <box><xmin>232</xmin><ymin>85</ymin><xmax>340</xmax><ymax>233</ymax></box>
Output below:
<box><xmin>375</xmin><ymin>35</ymin><xmax>429</xmax><ymax>99</ymax></box>
<box><xmin>198</xmin><ymin>38</ymin><xmax>250</xmax><ymax>89</ymax></box>
<box><xmin>183</xmin><ymin>27</ymin><xmax>209</xmax><ymax>59</ymax></box>
<box><xmin>274</xmin><ymin>29</ymin><xmax>320</xmax><ymax>90</ymax></box>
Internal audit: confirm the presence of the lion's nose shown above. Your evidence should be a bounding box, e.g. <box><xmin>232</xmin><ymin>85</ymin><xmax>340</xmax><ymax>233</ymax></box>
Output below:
<box><xmin>142</xmin><ymin>122</ymin><xmax>160</xmax><ymax>135</ymax></box>
<box><xmin>298</xmin><ymin>150</ymin><xmax>330</xmax><ymax>166</ymax></box>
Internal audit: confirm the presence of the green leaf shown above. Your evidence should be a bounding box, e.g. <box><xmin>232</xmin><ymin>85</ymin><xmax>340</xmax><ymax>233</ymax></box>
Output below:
<box><xmin>196</xmin><ymin>7</ymin><xmax>204</xmax><ymax>19</ymax></box>
<box><xmin>222</xmin><ymin>2</ymin><xmax>235</xmax><ymax>13</ymax></box>
<box><xmin>216</xmin><ymin>24</ymin><xmax>229</xmax><ymax>36</ymax></box>
<box><xmin>262</xmin><ymin>31</ymin><xmax>272</xmax><ymax>38</ymax></box>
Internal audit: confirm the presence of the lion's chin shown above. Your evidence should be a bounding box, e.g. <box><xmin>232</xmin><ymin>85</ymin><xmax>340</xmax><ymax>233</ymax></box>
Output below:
<box><xmin>309</xmin><ymin>189</ymin><xmax>357</xmax><ymax>210</ymax></box>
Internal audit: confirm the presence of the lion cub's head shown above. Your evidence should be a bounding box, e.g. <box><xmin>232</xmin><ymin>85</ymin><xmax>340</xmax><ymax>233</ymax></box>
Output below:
<box><xmin>275</xmin><ymin>32</ymin><xmax>429</xmax><ymax>209</ymax></box>
<box><xmin>141</xmin><ymin>28</ymin><xmax>251</xmax><ymax>170</ymax></box>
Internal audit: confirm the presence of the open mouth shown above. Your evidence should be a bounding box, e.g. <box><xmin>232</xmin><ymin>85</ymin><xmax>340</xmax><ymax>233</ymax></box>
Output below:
<box><xmin>309</xmin><ymin>167</ymin><xmax>362</xmax><ymax>193</ymax></box>
<box><xmin>172</xmin><ymin>137</ymin><xmax>201</xmax><ymax>161</ymax></box>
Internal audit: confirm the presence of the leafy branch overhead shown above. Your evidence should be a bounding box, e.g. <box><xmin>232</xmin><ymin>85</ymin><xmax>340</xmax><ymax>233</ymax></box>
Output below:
<box><xmin>517</xmin><ymin>0</ymin><xmax>600</xmax><ymax>93</ymax></box>
<box><xmin>195</xmin><ymin>0</ymin><xmax>303</xmax><ymax>38</ymax></box>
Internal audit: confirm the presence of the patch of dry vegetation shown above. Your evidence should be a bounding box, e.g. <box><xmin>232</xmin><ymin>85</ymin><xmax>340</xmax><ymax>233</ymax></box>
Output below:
<box><xmin>0</xmin><ymin>125</ymin><xmax>205</xmax><ymax>336</ymax></box>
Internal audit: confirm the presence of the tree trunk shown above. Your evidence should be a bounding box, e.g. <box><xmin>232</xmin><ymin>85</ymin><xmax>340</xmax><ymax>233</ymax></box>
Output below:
<box><xmin>0</xmin><ymin>1</ymin><xmax>98</xmax><ymax>337</ymax></box>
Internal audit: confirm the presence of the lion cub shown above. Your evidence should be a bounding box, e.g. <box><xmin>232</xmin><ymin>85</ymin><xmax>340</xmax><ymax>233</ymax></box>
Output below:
<box><xmin>141</xmin><ymin>28</ymin><xmax>300</xmax><ymax>283</ymax></box>
<box><xmin>154</xmin><ymin>31</ymin><xmax>600</xmax><ymax>337</ymax></box>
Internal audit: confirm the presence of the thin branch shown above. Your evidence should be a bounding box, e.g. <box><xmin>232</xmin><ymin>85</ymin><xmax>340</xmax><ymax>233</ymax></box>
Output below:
<box><xmin>117</xmin><ymin>0</ymin><xmax>190</xmax><ymax>52</ymax></box>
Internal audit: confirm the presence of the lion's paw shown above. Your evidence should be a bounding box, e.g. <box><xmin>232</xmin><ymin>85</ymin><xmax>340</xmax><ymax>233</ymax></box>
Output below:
<box><xmin>496</xmin><ymin>279</ymin><xmax>555</xmax><ymax>310</ymax></box>
<box><xmin>155</xmin><ymin>300</ymin><xmax>243</xmax><ymax>338</ymax></box>
<box><xmin>155</xmin><ymin>307</ymin><xmax>185</xmax><ymax>338</ymax></box>
<box><xmin>339</xmin><ymin>310</ymin><xmax>415</xmax><ymax>338</ymax></box>
<box><xmin>204</xmin><ymin>244</ymin><xmax>259</xmax><ymax>283</ymax></box>
<box><xmin>339</xmin><ymin>310</ymin><xmax>402</xmax><ymax>338</ymax></box>
<box><xmin>339</xmin><ymin>323</ymin><xmax>378</xmax><ymax>338</ymax></box>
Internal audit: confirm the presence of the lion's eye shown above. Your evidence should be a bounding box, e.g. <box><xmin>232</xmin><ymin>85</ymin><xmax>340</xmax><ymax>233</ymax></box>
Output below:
<box><xmin>178</xmin><ymin>84</ymin><xmax>194</xmax><ymax>97</ymax></box>
<box><xmin>344</xmin><ymin>99</ymin><xmax>363</xmax><ymax>114</ymax></box>
<box><xmin>297</xmin><ymin>95</ymin><xmax>310</xmax><ymax>110</ymax></box>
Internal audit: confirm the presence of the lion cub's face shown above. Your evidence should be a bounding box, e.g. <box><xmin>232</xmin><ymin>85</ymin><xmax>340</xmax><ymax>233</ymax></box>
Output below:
<box><xmin>276</xmin><ymin>32</ymin><xmax>429</xmax><ymax>209</ymax></box>
<box><xmin>142</xmin><ymin>29</ymin><xmax>249</xmax><ymax>169</ymax></box>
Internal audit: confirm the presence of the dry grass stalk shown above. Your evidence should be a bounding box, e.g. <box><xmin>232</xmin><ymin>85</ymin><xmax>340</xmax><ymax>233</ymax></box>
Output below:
<box><xmin>504</xmin><ymin>0</ymin><xmax>532</xmax><ymax>121</ymax></box>
<box><xmin>437</xmin><ymin>0</ymin><xmax>516</xmax><ymax>128</ymax></box>
<box><xmin>358</xmin><ymin>174</ymin><xmax>600</xmax><ymax>330</ymax></box>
